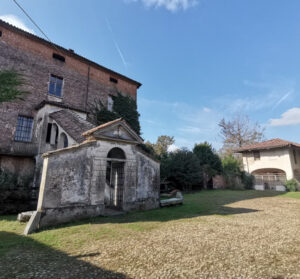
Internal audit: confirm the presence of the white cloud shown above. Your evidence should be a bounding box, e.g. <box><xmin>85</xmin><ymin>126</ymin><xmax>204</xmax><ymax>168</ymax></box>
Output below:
<box><xmin>0</xmin><ymin>14</ymin><xmax>34</xmax><ymax>34</ymax></box>
<box><xmin>125</xmin><ymin>0</ymin><xmax>198</xmax><ymax>11</ymax></box>
<box><xmin>203</xmin><ymin>107</ymin><xmax>211</xmax><ymax>113</ymax></box>
<box><xmin>220</xmin><ymin>88</ymin><xmax>293</xmax><ymax>114</ymax></box>
<box><xmin>270</xmin><ymin>108</ymin><xmax>300</xmax><ymax>126</ymax></box>
<box><xmin>168</xmin><ymin>144</ymin><xmax>179</xmax><ymax>152</ymax></box>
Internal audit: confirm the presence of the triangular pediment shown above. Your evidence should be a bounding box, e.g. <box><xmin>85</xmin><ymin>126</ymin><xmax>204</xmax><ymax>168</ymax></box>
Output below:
<box><xmin>82</xmin><ymin>119</ymin><xmax>143</xmax><ymax>144</ymax></box>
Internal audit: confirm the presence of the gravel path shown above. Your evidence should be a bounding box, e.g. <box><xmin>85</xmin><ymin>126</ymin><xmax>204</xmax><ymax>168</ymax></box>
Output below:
<box><xmin>85</xmin><ymin>196</ymin><xmax>300</xmax><ymax>278</ymax></box>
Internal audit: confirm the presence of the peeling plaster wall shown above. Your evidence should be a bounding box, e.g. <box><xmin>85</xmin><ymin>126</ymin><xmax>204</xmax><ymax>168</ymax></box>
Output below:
<box><xmin>37</xmin><ymin>142</ymin><xmax>100</xmax><ymax>226</ymax></box>
<box><xmin>33</xmin><ymin>140</ymin><xmax>160</xmax><ymax>229</ymax></box>
<box><xmin>135</xmin><ymin>151</ymin><xmax>160</xmax><ymax>210</ymax></box>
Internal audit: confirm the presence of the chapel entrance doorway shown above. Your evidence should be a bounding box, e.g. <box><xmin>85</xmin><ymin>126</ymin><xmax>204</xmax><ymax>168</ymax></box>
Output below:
<box><xmin>106</xmin><ymin>148</ymin><xmax>126</xmax><ymax>209</ymax></box>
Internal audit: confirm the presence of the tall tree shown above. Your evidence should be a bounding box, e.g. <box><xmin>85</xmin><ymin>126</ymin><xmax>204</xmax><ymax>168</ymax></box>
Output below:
<box><xmin>0</xmin><ymin>70</ymin><xmax>27</xmax><ymax>102</ymax></box>
<box><xmin>219</xmin><ymin>114</ymin><xmax>265</xmax><ymax>155</ymax></box>
<box><xmin>193</xmin><ymin>142</ymin><xmax>223</xmax><ymax>179</ymax></box>
<box><xmin>145</xmin><ymin>135</ymin><xmax>175</xmax><ymax>157</ymax></box>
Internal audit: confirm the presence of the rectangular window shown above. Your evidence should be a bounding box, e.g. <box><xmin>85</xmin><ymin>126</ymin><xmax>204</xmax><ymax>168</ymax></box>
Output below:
<box><xmin>14</xmin><ymin>116</ymin><xmax>34</xmax><ymax>142</ymax></box>
<box><xmin>52</xmin><ymin>53</ymin><xmax>65</xmax><ymax>62</ymax></box>
<box><xmin>49</xmin><ymin>75</ymin><xmax>63</xmax><ymax>97</ymax></box>
<box><xmin>0</xmin><ymin>31</ymin><xmax>2</xmax><ymax>37</ymax></box>
<box><xmin>253</xmin><ymin>151</ymin><xmax>260</xmax><ymax>160</ymax></box>
<box><xmin>110</xmin><ymin>77</ymin><xmax>118</xmax><ymax>84</ymax></box>
<box><xmin>46</xmin><ymin>123</ymin><xmax>52</xmax><ymax>143</ymax></box>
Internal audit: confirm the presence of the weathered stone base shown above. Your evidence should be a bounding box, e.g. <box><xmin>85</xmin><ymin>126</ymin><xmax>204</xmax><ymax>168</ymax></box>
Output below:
<box><xmin>24</xmin><ymin>204</ymin><xmax>105</xmax><ymax>235</ymax></box>
<box><xmin>123</xmin><ymin>198</ymin><xmax>160</xmax><ymax>212</ymax></box>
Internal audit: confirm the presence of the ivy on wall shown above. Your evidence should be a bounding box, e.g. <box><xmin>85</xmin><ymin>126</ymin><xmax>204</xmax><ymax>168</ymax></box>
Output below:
<box><xmin>0</xmin><ymin>70</ymin><xmax>28</xmax><ymax>102</ymax></box>
<box><xmin>91</xmin><ymin>92</ymin><xmax>141</xmax><ymax>135</ymax></box>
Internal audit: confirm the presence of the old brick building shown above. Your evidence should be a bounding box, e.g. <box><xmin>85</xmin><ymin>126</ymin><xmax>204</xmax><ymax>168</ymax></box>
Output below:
<box><xmin>0</xmin><ymin>20</ymin><xmax>159</xmax><ymax>216</ymax></box>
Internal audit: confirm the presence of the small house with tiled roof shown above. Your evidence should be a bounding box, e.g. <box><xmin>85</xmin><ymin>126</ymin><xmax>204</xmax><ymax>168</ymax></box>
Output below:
<box><xmin>235</xmin><ymin>138</ymin><xmax>300</xmax><ymax>191</ymax></box>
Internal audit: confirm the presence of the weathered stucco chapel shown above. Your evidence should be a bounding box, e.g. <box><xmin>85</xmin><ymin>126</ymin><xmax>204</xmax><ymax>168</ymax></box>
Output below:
<box><xmin>25</xmin><ymin>118</ymin><xmax>160</xmax><ymax>234</ymax></box>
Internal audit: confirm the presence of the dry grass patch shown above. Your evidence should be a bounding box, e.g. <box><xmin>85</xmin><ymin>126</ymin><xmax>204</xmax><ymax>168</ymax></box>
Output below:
<box><xmin>1</xmin><ymin>190</ymin><xmax>300</xmax><ymax>278</ymax></box>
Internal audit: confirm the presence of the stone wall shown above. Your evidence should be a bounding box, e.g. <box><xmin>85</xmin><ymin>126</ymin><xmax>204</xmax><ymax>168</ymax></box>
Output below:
<box><xmin>213</xmin><ymin>175</ymin><xmax>226</xmax><ymax>189</ymax></box>
<box><xmin>0</xmin><ymin>23</ymin><xmax>139</xmax><ymax>157</ymax></box>
<box><xmin>37</xmin><ymin>141</ymin><xmax>102</xmax><ymax>226</ymax></box>
<box><xmin>135</xmin><ymin>151</ymin><xmax>160</xmax><ymax>210</ymax></box>
<box><xmin>0</xmin><ymin>155</ymin><xmax>36</xmax><ymax>214</ymax></box>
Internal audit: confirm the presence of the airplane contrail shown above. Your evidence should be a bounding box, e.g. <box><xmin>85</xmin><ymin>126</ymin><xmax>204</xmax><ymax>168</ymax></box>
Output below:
<box><xmin>105</xmin><ymin>17</ymin><xmax>127</xmax><ymax>69</ymax></box>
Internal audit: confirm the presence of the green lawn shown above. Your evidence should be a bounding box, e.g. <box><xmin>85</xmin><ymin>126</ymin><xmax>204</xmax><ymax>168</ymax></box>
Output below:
<box><xmin>1</xmin><ymin>190</ymin><xmax>300</xmax><ymax>278</ymax></box>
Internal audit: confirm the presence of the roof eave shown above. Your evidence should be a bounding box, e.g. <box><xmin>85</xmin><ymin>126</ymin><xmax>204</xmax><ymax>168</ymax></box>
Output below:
<box><xmin>0</xmin><ymin>19</ymin><xmax>142</xmax><ymax>89</ymax></box>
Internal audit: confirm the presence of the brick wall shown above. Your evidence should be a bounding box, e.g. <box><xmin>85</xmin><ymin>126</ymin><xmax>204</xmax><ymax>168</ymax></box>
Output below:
<box><xmin>0</xmin><ymin>23</ymin><xmax>140</xmax><ymax>156</ymax></box>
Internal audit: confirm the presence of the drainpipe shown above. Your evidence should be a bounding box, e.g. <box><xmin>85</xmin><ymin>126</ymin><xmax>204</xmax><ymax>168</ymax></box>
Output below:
<box><xmin>85</xmin><ymin>65</ymin><xmax>90</xmax><ymax>112</ymax></box>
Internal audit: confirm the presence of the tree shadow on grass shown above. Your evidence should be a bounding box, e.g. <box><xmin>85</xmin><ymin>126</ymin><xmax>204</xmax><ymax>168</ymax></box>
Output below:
<box><xmin>0</xmin><ymin>231</ymin><xmax>130</xmax><ymax>279</ymax></box>
<box><xmin>39</xmin><ymin>190</ymin><xmax>281</xmax><ymax>232</ymax></box>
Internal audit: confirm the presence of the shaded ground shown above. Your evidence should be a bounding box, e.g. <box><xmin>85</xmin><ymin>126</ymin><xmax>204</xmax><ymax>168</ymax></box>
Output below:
<box><xmin>1</xmin><ymin>190</ymin><xmax>300</xmax><ymax>278</ymax></box>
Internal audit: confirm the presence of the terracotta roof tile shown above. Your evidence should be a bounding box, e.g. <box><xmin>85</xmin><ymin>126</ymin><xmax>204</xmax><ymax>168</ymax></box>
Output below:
<box><xmin>235</xmin><ymin>138</ymin><xmax>300</xmax><ymax>152</ymax></box>
<box><xmin>49</xmin><ymin>110</ymin><xmax>95</xmax><ymax>143</ymax></box>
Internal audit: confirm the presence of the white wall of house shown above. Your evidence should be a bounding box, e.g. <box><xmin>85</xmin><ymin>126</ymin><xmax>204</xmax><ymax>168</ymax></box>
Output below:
<box><xmin>242</xmin><ymin>148</ymin><xmax>294</xmax><ymax>179</ymax></box>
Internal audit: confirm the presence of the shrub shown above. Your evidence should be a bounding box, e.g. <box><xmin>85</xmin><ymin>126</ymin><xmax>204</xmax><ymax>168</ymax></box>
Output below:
<box><xmin>241</xmin><ymin>171</ymin><xmax>254</xmax><ymax>189</ymax></box>
<box><xmin>0</xmin><ymin>70</ymin><xmax>28</xmax><ymax>102</ymax></box>
<box><xmin>160</xmin><ymin>149</ymin><xmax>203</xmax><ymax>191</ymax></box>
<box><xmin>90</xmin><ymin>92</ymin><xmax>141</xmax><ymax>135</ymax></box>
<box><xmin>0</xmin><ymin>169</ymin><xmax>18</xmax><ymax>189</ymax></box>
<box><xmin>222</xmin><ymin>155</ymin><xmax>245</xmax><ymax>189</ymax></box>
<box><xmin>284</xmin><ymin>179</ymin><xmax>298</xmax><ymax>192</ymax></box>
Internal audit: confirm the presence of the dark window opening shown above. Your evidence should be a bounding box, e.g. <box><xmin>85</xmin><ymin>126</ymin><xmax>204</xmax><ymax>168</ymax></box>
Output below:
<box><xmin>63</xmin><ymin>136</ymin><xmax>68</xmax><ymax>148</ymax></box>
<box><xmin>61</xmin><ymin>133</ymin><xmax>68</xmax><ymax>148</ymax></box>
<box><xmin>53</xmin><ymin>53</ymin><xmax>65</xmax><ymax>62</ymax></box>
<box><xmin>293</xmin><ymin>149</ymin><xmax>297</xmax><ymax>164</ymax></box>
<box><xmin>49</xmin><ymin>75</ymin><xmax>63</xmax><ymax>97</ymax></box>
<box><xmin>110</xmin><ymin>77</ymin><xmax>118</xmax><ymax>84</ymax></box>
<box><xmin>253</xmin><ymin>151</ymin><xmax>260</xmax><ymax>160</ymax></box>
<box><xmin>0</xmin><ymin>31</ymin><xmax>2</xmax><ymax>37</ymax></box>
<box><xmin>46</xmin><ymin>123</ymin><xmax>52</xmax><ymax>143</ymax></box>
<box><xmin>14</xmin><ymin>116</ymin><xmax>34</xmax><ymax>142</ymax></box>
<box><xmin>55</xmin><ymin>128</ymin><xmax>58</xmax><ymax>145</ymax></box>
<box><xmin>107</xmin><ymin>147</ymin><xmax>126</xmax><ymax>159</ymax></box>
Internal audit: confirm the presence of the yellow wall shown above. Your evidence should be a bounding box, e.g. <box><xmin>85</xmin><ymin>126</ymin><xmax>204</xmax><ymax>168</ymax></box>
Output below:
<box><xmin>242</xmin><ymin>148</ymin><xmax>294</xmax><ymax>179</ymax></box>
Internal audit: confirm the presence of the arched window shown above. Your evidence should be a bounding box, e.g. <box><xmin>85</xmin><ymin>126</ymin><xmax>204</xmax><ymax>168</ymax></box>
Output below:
<box><xmin>107</xmin><ymin>147</ymin><xmax>126</xmax><ymax>160</ymax></box>
<box><xmin>50</xmin><ymin>123</ymin><xmax>58</xmax><ymax>145</ymax></box>
<box><xmin>59</xmin><ymin>133</ymin><xmax>68</xmax><ymax>148</ymax></box>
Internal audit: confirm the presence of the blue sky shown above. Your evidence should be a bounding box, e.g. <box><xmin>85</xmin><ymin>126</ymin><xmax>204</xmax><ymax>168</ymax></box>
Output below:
<box><xmin>1</xmin><ymin>0</ymin><xmax>300</xmax><ymax>150</ymax></box>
